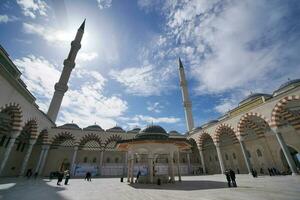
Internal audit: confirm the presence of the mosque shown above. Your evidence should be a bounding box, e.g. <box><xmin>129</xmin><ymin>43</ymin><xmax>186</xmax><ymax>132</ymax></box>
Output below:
<box><xmin>0</xmin><ymin>20</ymin><xmax>299</xmax><ymax>179</ymax></box>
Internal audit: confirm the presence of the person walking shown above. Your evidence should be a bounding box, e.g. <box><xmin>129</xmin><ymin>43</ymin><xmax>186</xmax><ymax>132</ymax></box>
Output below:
<box><xmin>225</xmin><ymin>170</ymin><xmax>231</xmax><ymax>187</ymax></box>
<box><xmin>229</xmin><ymin>169</ymin><xmax>237</xmax><ymax>187</ymax></box>
<box><xmin>64</xmin><ymin>170</ymin><xmax>70</xmax><ymax>185</ymax></box>
<box><xmin>57</xmin><ymin>171</ymin><xmax>64</xmax><ymax>185</ymax></box>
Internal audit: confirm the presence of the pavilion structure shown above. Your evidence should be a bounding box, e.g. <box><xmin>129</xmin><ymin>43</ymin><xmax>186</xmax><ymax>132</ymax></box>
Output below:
<box><xmin>116</xmin><ymin>125</ymin><xmax>191</xmax><ymax>184</ymax></box>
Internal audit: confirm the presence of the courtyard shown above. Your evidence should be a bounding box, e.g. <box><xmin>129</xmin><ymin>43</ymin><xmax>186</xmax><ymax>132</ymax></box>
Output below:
<box><xmin>0</xmin><ymin>175</ymin><xmax>299</xmax><ymax>200</ymax></box>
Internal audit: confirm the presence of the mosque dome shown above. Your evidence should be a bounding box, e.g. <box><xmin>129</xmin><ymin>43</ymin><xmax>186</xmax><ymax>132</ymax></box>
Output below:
<box><xmin>239</xmin><ymin>93</ymin><xmax>272</xmax><ymax>105</ymax></box>
<box><xmin>106</xmin><ymin>126</ymin><xmax>125</xmax><ymax>132</ymax></box>
<box><xmin>273</xmin><ymin>79</ymin><xmax>300</xmax><ymax>96</ymax></box>
<box><xmin>58</xmin><ymin>123</ymin><xmax>81</xmax><ymax>130</ymax></box>
<box><xmin>127</xmin><ymin>127</ymin><xmax>141</xmax><ymax>133</ymax></box>
<box><xmin>135</xmin><ymin>125</ymin><xmax>169</xmax><ymax>139</ymax></box>
<box><xmin>83</xmin><ymin>124</ymin><xmax>104</xmax><ymax>131</ymax></box>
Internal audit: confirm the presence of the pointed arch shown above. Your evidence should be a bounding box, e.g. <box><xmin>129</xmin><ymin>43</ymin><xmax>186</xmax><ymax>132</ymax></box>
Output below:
<box><xmin>51</xmin><ymin>132</ymin><xmax>75</xmax><ymax>147</ymax></box>
<box><xmin>0</xmin><ymin>103</ymin><xmax>23</xmax><ymax>133</ymax></box>
<box><xmin>271</xmin><ymin>95</ymin><xmax>300</xmax><ymax>130</ymax></box>
<box><xmin>104</xmin><ymin>134</ymin><xmax>122</xmax><ymax>149</ymax></box>
<box><xmin>79</xmin><ymin>133</ymin><xmax>102</xmax><ymax>150</ymax></box>
<box><xmin>237</xmin><ymin>112</ymin><xmax>271</xmax><ymax>138</ymax></box>
<box><xmin>214</xmin><ymin>123</ymin><xmax>238</xmax><ymax>144</ymax></box>
<box><xmin>198</xmin><ymin>132</ymin><xmax>214</xmax><ymax>151</ymax></box>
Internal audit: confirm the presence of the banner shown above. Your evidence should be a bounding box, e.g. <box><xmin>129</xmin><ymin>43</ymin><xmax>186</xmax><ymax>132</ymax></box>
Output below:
<box><xmin>74</xmin><ymin>164</ymin><xmax>99</xmax><ymax>177</ymax></box>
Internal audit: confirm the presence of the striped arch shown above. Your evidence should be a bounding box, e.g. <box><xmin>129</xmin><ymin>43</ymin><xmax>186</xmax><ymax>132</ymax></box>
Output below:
<box><xmin>37</xmin><ymin>129</ymin><xmax>51</xmax><ymax>145</ymax></box>
<box><xmin>214</xmin><ymin>123</ymin><xmax>239</xmax><ymax>144</ymax></box>
<box><xmin>237</xmin><ymin>112</ymin><xmax>271</xmax><ymax>138</ymax></box>
<box><xmin>198</xmin><ymin>132</ymin><xmax>214</xmax><ymax>151</ymax></box>
<box><xmin>79</xmin><ymin>133</ymin><xmax>102</xmax><ymax>150</ymax></box>
<box><xmin>104</xmin><ymin>134</ymin><xmax>122</xmax><ymax>149</ymax></box>
<box><xmin>51</xmin><ymin>132</ymin><xmax>75</xmax><ymax>147</ymax></box>
<box><xmin>23</xmin><ymin>119</ymin><xmax>39</xmax><ymax>139</ymax></box>
<box><xmin>0</xmin><ymin>103</ymin><xmax>23</xmax><ymax>133</ymax></box>
<box><xmin>271</xmin><ymin>95</ymin><xmax>300</xmax><ymax>130</ymax></box>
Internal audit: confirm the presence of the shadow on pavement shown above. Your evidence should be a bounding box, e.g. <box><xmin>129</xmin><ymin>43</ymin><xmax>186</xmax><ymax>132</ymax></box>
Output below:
<box><xmin>0</xmin><ymin>178</ymin><xmax>67</xmax><ymax>200</ymax></box>
<box><xmin>129</xmin><ymin>180</ymin><xmax>229</xmax><ymax>191</ymax></box>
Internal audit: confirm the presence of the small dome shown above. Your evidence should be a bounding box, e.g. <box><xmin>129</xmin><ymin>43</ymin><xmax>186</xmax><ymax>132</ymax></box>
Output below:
<box><xmin>136</xmin><ymin>125</ymin><xmax>168</xmax><ymax>139</ymax></box>
<box><xmin>169</xmin><ymin>130</ymin><xmax>181</xmax><ymax>136</ymax></box>
<box><xmin>106</xmin><ymin>126</ymin><xmax>125</xmax><ymax>132</ymax></box>
<box><xmin>58</xmin><ymin>123</ymin><xmax>81</xmax><ymax>130</ymax></box>
<box><xmin>273</xmin><ymin>79</ymin><xmax>300</xmax><ymax>96</ymax></box>
<box><xmin>239</xmin><ymin>93</ymin><xmax>271</xmax><ymax>105</ymax></box>
<box><xmin>83</xmin><ymin>125</ymin><xmax>103</xmax><ymax>131</ymax></box>
<box><xmin>127</xmin><ymin>127</ymin><xmax>141</xmax><ymax>133</ymax></box>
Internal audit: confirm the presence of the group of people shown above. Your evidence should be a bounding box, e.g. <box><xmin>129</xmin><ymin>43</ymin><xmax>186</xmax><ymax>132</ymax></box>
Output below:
<box><xmin>85</xmin><ymin>172</ymin><xmax>92</xmax><ymax>181</ymax></box>
<box><xmin>56</xmin><ymin>170</ymin><xmax>70</xmax><ymax>186</ymax></box>
<box><xmin>225</xmin><ymin>169</ymin><xmax>237</xmax><ymax>187</ymax></box>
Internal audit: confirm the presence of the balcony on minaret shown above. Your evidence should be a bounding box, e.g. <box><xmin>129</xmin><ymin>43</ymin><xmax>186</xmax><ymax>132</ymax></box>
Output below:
<box><xmin>183</xmin><ymin>101</ymin><xmax>192</xmax><ymax>108</ymax></box>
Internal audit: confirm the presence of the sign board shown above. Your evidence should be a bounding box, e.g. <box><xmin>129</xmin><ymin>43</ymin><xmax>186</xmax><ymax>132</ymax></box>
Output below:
<box><xmin>74</xmin><ymin>164</ymin><xmax>99</xmax><ymax>176</ymax></box>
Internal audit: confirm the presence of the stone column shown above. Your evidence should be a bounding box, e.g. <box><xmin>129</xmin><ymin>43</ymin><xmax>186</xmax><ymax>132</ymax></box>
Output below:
<box><xmin>168</xmin><ymin>152</ymin><xmax>175</xmax><ymax>183</ymax></box>
<box><xmin>199</xmin><ymin>149</ymin><xmax>206</xmax><ymax>174</ymax></box>
<box><xmin>187</xmin><ymin>153</ymin><xmax>191</xmax><ymax>174</ymax></box>
<box><xmin>177</xmin><ymin>151</ymin><xmax>181</xmax><ymax>181</ymax></box>
<box><xmin>215</xmin><ymin>143</ymin><xmax>225</xmax><ymax>174</ymax></box>
<box><xmin>148</xmin><ymin>153</ymin><xmax>153</xmax><ymax>183</ymax></box>
<box><xmin>35</xmin><ymin>148</ymin><xmax>45</xmax><ymax>174</ymax></box>
<box><xmin>19</xmin><ymin>139</ymin><xmax>36</xmax><ymax>176</ymax></box>
<box><xmin>70</xmin><ymin>146</ymin><xmax>78</xmax><ymax>176</ymax></box>
<box><xmin>123</xmin><ymin>152</ymin><xmax>128</xmax><ymax>177</ymax></box>
<box><xmin>273</xmin><ymin>129</ymin><xmax>298</xmax><ymax>175</ymax></box>
<box><xmin>127</xmin><ymin>153</ymin><xmax>131</xmax><ymax>182</ymax></box>
<box><xmin>99</xmin><ymin>151</ymin><xmax>104</xmax><ymax>176</ymax></box>
<box><xmin>38</xmin><ymin>145</ymin><xmax>50</xmax><ymax>176</ymax></box>
<box><xmin>239</xmin><ymin>139</ymin><xmax>252</xmax><ymax>174</ymax></box>
<box><xmin>0</xmin><ymin>133</ymin><xmax>19</xmax><ymax>176</ymax></box>
<box><xmin>130</xmin><ymin>155</ymin><xmax>134</xmax><ymax>183</ymax></box>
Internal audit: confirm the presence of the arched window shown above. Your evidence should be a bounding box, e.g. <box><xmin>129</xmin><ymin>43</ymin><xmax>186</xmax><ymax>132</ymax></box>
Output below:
<box><xmin>182</xmin><ymin>158</ymin><xmax>186</xmax><ymax>163</ymax></box>
<box><xmin>16</xmin><ymin>142</ymin><xmax>22</xmax><ymax>151</ymax></box>
<box><xmin>115</xmin><ymin>157</ymin><xmax>119</xmax><ymax>163</ymax></box>
<box><xmin>247</xmin><ymin>150</ymin><xmax>251</xmax><ymax>158</ymax></box>
<box><xmin>106</xmin><ymin>157</ymin><xmax>110</xmax><ymax>163</ymax></box>
<box><xmin>196</xmin><ymin>158</ymin><xmax>200</xmax><ymax>163</ymax></box>
<box><xmin>256</xmin><ymin>149</ymin><xmax>262</xmax><ymax>157</ymax></box>
<box><xmin>225</xmin><ymin>153</ymin><xmax>229</xmax><ymax>160</ymax></box>
<box><xmin>83</xmin><ymin>157</ymin><xmax>88</xmax><ymax>163</ymax></box>
<box><xmin>0</xmin><ymin>135</ymin><xmax>7</xmax><ymax>146</ymax></box>
<box><xmin>232</xmin><ymin>152</ymin><xmax>236</xmax><ymax>159</ymax></box>
<box><xmin>92</xmin><ymin>157</ymin><xmax>97</xmax><ymax>163</ymax></box>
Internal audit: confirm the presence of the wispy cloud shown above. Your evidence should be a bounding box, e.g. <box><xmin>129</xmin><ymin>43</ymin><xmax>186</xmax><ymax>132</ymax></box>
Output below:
<box><xmin>147</xmin><ymin>102</ymin><xmax>164</xmax><ymax>113</ymax></box>
<box><xmin>0</xmin><ymin>15</ymin><xmax>18</xmax><ymax>23</ymax></box>
<box><xmin>97</xmin><ymin>0</ymin><xmax>112</xmax><ymax>10</ymax></box>
<box><xmin>17</xmin><ymin>0</ymin><xmax>48</xmax><ymax>18</ymax></box>
<box><xmin>77</xmin><ymin>52</ymin><xmax>98</xmax><ymax>62</ymax></box>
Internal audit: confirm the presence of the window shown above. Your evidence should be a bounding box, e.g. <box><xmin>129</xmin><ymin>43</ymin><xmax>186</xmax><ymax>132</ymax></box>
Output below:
<box><xmin>247</xmin><ymin>150</ymin><xmax>251</xmax><ymax>158</ymax></box>
<box><xmin>225</xmin><ymin>153</ymin><xmax>229</xmax><ymax>160</ymax></box>
<box><xmin>92</xmin><ymin>157</ymin><xmax>97</xmax><ymax>163</ymax></box>
<box><xmin>232</xmin><ymin>153</ymin><xmax>236</xmax><ymax>159</ymax></box>
<box><xmin>256</xmin><ymin>149</ymin><xmax>262</xmax><ymax>157</ymax></box>
<box><xmin>115</xmin><ymin>157</ymin><xmax>119</xmax><ymax>163</ymax></box>
<box><xmin>0</xmin><ymin>135</ymin><xmax>6</xmax><ymax>146</ymax></box>
<box><xmin>106</xmin><ymin>157</ymin><xmax>110</xmax><ymax>163</ymax></box>
<box><xmin>196</xmin><ymin>158</ymin><xmax>200</xmax><ymax>163</ymax></box>
<box><xmin>83</xmin><ymin>157</ymin><xmax>88</xmax><ymax>163</ymax></box>
<box><xmin>182</xmin><ymin>158</ymin><xmax>186</xmax><ymax>163</ymax></box>
<box><xmin>5</xmin><ymin>137</ymin><xmax>11</xmax><ymax>148</ymax></box>
<box><xmin>20</xmin><ymin>143</ymin><xmax>26</xmax><ymax>152</ymax></box>
<box><xmin>215</xmin><ymin>156</ymin><xmax>218</xmax><ymax>161</ymax></box>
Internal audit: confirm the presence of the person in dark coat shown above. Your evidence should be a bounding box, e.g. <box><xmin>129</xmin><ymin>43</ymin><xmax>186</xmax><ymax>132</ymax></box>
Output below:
<box><xmin>229</xmin><ymin>169</ymin><xmax>237</xmax><ymax>187</ymax></box>
<box><xmin>85</xmin><ymin>171</ymin><xmax>92</xmax><ymax>181</ymax></box>
<box><xmin>26</xmin><ymin>169</ymin><xmax>32</xmax><ymax>178</ymax></box>
<box><xmin>136</xmin><ymin>170</ymin><xmax>141</xmax><ymax>183</ymax></box>
<box><xmin>57</xmin><ymin>171</ymin><xmax>64</xmax><ymax>185</ymax></box>
<box><xmin>225</xmin><ymin>170</ymin><xmax>231</xmax><ymax>187</ymax></box>
<box><xmin>64</xmin><ymin>170</ymin><xmax>70</xmax><ymax>185</ymax></box>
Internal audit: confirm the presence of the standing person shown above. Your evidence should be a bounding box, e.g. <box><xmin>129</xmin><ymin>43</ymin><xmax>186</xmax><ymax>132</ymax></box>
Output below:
<box><xmin>87</xmin><ymin>171</ymin><xmax>92</xmax><ymax>181</ymax></box>
<box><xmin>57</xmin><ymin>171</ymin><xmax>64</xmax><ymax>185</ymax></box>
<box><xmin>136</xmin><ymin>170</ymin><xmax>141</xmax><ymax>183</ymax></box>
<box><xmin>225</xmin><ymin>170</ymin><xmax>231</xmax><ymax>187</ymax></box>
<box><xmin>64</xmin><ymin>170</ymin><xmax>70</xmax><ymax>185</ymax></box>
<box><xmin>85</xmin><ymin>172</ymin><xmax>88</xmax><ymax>181</ymax></box>
<box><xmin>229</xmin><ymin>169</ymin><xmax>237</xmax><ymax>187</ymax></box>
<box><xmin>26</xmin><ymin>169</ymin><xmax>32</xmax><ymax>178</ymax></box>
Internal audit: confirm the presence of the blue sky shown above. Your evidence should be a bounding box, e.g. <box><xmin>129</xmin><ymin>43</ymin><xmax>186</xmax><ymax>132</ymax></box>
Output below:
<box><xmin>1</xmin><ymin>0</ymin><xmax>300</xmax><ymax>133</ymax></box>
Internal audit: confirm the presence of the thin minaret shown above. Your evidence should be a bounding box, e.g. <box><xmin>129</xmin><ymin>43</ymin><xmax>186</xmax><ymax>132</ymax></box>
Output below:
<box><xmin>47</xmin><ymin>19</ymin><xmax>85</xmax><ymax>122</ymax></box>
<box><xmin>178</xmin><ymin>58</ymin><xmax>194</xmax><ymax>132</ymax></box>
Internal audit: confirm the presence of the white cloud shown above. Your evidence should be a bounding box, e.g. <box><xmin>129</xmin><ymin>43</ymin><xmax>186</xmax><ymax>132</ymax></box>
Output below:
<box><xmin>14</xmin><ymin>55</ymin><xmax>60</xmax><ymax>111</ymax></box>
<box><xmin>110</xmin><ymin>63</ymin><xmax>175</xmax><ymax>96</ymax></box>
<box><xmin>14</xmin><ymin>55</ymin><xmax>128</xmax><ymax>129</ymax></box>
<box><xmin>77</xmin><ymin>52</ymin><xmax>98</xmax><ymax>62</ymax></box>
<box><xmin>97</xmin><ymin>0</ymin><xmax>112</xmax><ymax>10</ymax></box>
<box><xmin>147</xmin><ymin>102</ymin><xmax>163</xmax><ymax>113</ymax></box>
<box><xmin>17</xmin><ymin>0</ymin><xmax>48</xmax><ymax>18</ymax></box>
<box><xmin>0</xmin><ymin>15</ymin><xmax>18</xmax><ymax>23</ymax></box>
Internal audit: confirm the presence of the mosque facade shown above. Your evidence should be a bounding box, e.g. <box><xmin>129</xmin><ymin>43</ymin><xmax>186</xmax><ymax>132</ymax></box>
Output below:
<box><xmin>0</xmin><ymin>21</ymin><xmax>299</xmax><ymax>178</ymax></box>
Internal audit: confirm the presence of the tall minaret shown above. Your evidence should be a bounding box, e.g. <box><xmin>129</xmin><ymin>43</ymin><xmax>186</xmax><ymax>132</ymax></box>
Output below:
<box><xmin>178</xmin><ymin>58</ymin><xmax>194</xmax><ymax>132</ymax></box>
<box><xmin>47</xmin><ymin>19</ymin><xmax>85</xmax><ymax>122</ymax></box>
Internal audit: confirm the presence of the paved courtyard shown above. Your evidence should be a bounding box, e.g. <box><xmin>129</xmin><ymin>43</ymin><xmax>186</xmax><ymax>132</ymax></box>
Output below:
<box><xmin>0</xmin><ymin>175</ymin><xmax>300</xmax><ymax>200</ymax></box>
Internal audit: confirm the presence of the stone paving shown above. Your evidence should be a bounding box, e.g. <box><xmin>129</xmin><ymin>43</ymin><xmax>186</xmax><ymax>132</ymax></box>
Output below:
<box><xmin>0</xmin><ymin>175</ymin><xmax>300</xmax><ymax>200</ymax></box>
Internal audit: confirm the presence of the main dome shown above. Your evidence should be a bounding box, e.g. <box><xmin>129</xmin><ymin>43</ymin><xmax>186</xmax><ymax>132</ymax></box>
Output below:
<box><xmin>83</xmin><ymin>124</ymin><xmax>103</xmax><ymax>131</ymax></box>
<box><xmin>135</xmin><ymin>125</ymin><xmax>169</xmax><ymax>139</ymax></box>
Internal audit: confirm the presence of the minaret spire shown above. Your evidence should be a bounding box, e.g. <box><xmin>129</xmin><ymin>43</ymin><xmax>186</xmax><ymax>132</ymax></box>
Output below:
<box><xmin>47</xmin><ymin>20</ymin><xmax>85</xmax><ymax>122</ymax></box>
<box><xmin>178</xmin><ymin>58</ymin><xmax>194</xmax><ymax>132</ymax></box>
